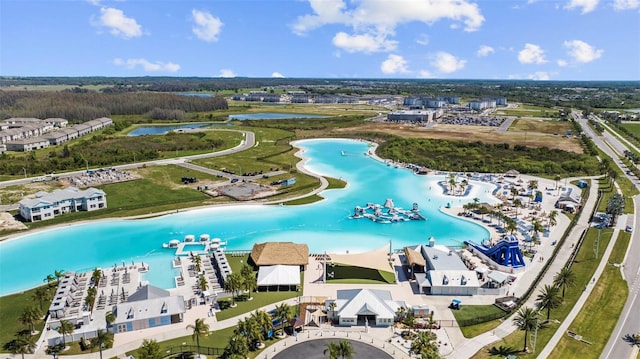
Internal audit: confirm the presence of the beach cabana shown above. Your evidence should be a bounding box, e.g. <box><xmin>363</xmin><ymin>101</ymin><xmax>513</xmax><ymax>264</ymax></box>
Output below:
<box><xmin>256</xmin><ymin>265</ymin><xmax>300</xmax><ymax>291</ymax></box>
<box><xmin>404</xmin><ymin>247</ymin><xmax>426</xmax><ymax>279</ymax></box>
<box><xmin>250</xmin><ymin>242</ymin><xmax>309</xmax><ymax>270</ymax></box>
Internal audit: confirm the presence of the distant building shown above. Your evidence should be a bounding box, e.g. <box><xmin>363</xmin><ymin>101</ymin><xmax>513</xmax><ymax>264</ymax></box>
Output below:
<box><xmin>6</xmin><ymin>137</ymin><xmax>50</xmax><ymax>151</ymax></box>
<box><xmin>19</xmin><ymin>187</ymin><xmax>107</xmax><ymax>222</ymax></box>
<box><xmin>387</xmin><ymin>110</ymin><xmax>437</xmax><ymax>123</ymax></box>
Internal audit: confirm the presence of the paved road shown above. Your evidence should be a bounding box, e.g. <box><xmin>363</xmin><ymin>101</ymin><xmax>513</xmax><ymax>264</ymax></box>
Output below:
<box><xmin>272</xmin><ymin>338</ymin><xmax>393</xmax><ymax>359</ymax></box>
<box><xmin>573</xmin><ymin>112</ymin><xmax>640</xmax><ymax>359</ymax></box>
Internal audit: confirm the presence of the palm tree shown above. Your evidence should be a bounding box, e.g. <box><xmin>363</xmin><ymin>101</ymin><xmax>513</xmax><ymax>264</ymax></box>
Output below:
<box><xmin>274</xmin><ymin>302</ymin><xmax>293</xmax><ymax>334</ymax></box>
<box><xmin>19</xmin><ymin>307</ymin><xmax>41</xmax><ymax>334</ymax></box>
<box><xmin>138</xmin><ymin>339</ymin><xmax>162</xmax><ymax>359</ymax></box>
<box><xmin>410</xmin><ymin>330</ymin><xmax>439</xmax><ymax>358</ymax></box>
<box><xmin>536</xmin><ymin>284</ymin><xmax>562</xmax><ymax>321</ymax></box>
<box><xmin>90</xmin><ymin>329</ymin><xmax>114</xmax><ymax>359</ymax></box>
<box><xmin>224</xmin><ymin>272</ymin><xmax>244</xmax><ymax>305</ymax></box>
<box><xmin>527</xmin><ymin>180</ymin><xmax>538</xmax><ymax>204</ymax></box>
<box><xmin>548</xmin><ymin>210</ymin><xmax>558</xmax><ymax>228</ymax></box>
<box><xmin>505</xmin><ymin>219</ymin><xmax>518</xmax><ymax>235</ymax></box>
<box><xmin>554</xmin><ymin>174</ymin><xmax>561</xmax><ymax>192</ymax></box>
<box><xmin>251</xmin><ymin>310</ymin><xmax>273</xmax><ymax>340</ymax></box>
<box><xmin>240</xmin><ymin>264</ymin><xmax>257</xmax><ymax>299</ymax></box>
<box><xmin>512</xmin><ymin>306</ymin><xmax>540</xmax><ymax>352</ymax></box>
<box><xmin>513</xmin><ymin>198</ymin><xmax>523</xmax><ymax>219</ymax></box>
<box><xmin>192</xmin><ymin>255</ymin><xmax>202</xmax><ymax>273</ymax></box>
<box><xmin>510</xmin><ymin>186</ymin><xmax>519</xmax><ymax>200</ymax></box>
<box><xmin>448</xmin><ymin>175</ymin><xmax>456</xmax><ymax>195</ymax></box>
<box><xmin>198</xmin><ymin>273</ymin><xmax>208</xmax><ymax>293</ymax></box>
<box><xmin>530</xmin><ymin>218</ymin><xmax>544</xmax><ymax>244</ymax></box>
<box><xmin>33</xmin><ymin>287</ymin><xmax>50</xmax><ymax>311</ymax></box>
<box><xmin>329</xmin><ymin>301</ymin><xmax>337</xmax><ymax>321</ymax></box>
<box><xmin>553</xmin><ymin>267</ymin><xmax>577</xmax><ymax>298</ymax></box>
<box><xmin>54</xmin><ymin>269</ymin><xmax>65</xmax><ymax>282</ymax></box>
<box><xmin>186</xmin><ymin>318</ymin><xmax>209</xmax><ymax>358</ymax></box>
<box><xmin>91</xmin><ymin>268</ymin><xmax>102</xmax><ymax>286</ymax></box>
<box><xmin>43</xmin><ymin>274</ymin><xmax>55</xmax><ymax>287</ymax></box>
<box><xmin>323</xmin><ymin>340</ymin><xmax>355</xmax><ymax>359</ymax></box>
<box><xmin>395</xmin><ymin>306</ymin><xmax>406</xmax><ymax>322</ymax></box>
<box><xmin>105</xmin><ymin>311</ymin><xmax>116</xmax><ymax>329</ymax></box>
<box><xmin>9</xmin><ymin>331</ymin><xmax>36</xmax><ymax>359</ymax></box>
<box><xmin>224</xmin><ymin>333</ymin><xmax>249</xmax><ymax>358</ymax></box>
<box><xmin>57</xmin><ymin>319</ymin><xmax>75</xmax><ymax>348</ymax></box>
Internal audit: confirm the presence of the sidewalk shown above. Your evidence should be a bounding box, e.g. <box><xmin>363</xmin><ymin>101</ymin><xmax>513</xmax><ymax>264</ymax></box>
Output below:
<box><xmin>449</xmin><ymin>178</ymin><xmax>601</xmax><ymax>358</ymax></box>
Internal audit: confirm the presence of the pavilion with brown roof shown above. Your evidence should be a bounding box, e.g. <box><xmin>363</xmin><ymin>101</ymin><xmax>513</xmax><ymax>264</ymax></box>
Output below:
<box><xmin>404</xmin><ymin>247</ymin><xmax>426</xmax><ymax>280</ymax></box>
<box><xmin>250</xmin><ymin>242</ymin><xmax>309</xmax><ymax>270</ymax></box>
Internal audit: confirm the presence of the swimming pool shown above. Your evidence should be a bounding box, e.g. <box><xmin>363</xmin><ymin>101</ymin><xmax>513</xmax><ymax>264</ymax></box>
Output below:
<box><xmin>0</xmin><ymin>138</ymin><xmax>499</xmax><ymax>295</ymax></box>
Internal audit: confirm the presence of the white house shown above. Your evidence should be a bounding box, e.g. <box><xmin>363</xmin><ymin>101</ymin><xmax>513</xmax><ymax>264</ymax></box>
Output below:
<box><xmin>326</xmin><ymin>289</ymin><xmax>406</xmax><ymax>327</ymax></box>
<box><xmin>19</xmin><ymin>187</ymin><xmax>107</xmax><ymax>222</ymax></box>
<box><xmin>111</xmin><ymin>285</ymin><xmax>185</xmax><ymax>333</ymax></box>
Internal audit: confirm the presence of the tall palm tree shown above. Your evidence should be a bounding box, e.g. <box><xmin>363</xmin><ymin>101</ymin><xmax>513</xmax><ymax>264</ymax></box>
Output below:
<box><xmin>33</xmin><ymin>287</ymin><xmax>50</xmax><ymax>311</ymax></box>
<box><xmin>10</xmin><ymin>331</ymin><xmax>36</xmax><ymax>359</ymax></box>
<box><xmin>554</xmin><ymin>174</ymin><xmax>561</xmax><ymax>192</ymax></box>
<box><xmin>536</xmin><ymin>285</ymin><xmax>562</xmax><ymax>321</ymax></box>
<box><xmin>90</xmin><ymin>329</ymin><xmax>114</xmax><ymax>359</ymax></box>
<box><xmin>186</xmin><ymin>318</ymin><xmax>209</xmax><ymax>358</ymax></box>
<box><xmin>192</xmin><ymin>255</ymin><xmax>203</xmax><ymax>273</ymax></box>
<box><xmin>324</xmin><ymin>342</ymin><xmax>339</xmax><ymax>359</ymax></box>
<box><xmin>57</xmin><ymin>319</ymin><xmax>75</xmax><ymax>348</ymax></box>
<box><xmin>530</xmin><ymin>218</ymin><xmax>544</xmax><ymax>244</ymax></box>
<box><xmin>505</xmin><ymin>219</ymin><xmax>518</xmax><ymax>235</ymax></box>
<box><xmin>224</xmin><ymin>333</ymin><xmax>249</xmax><ymax>358</ymax></box>
<box><xmin>251</xmin><ymin>310</ymin><xmax>273</xmax><ymax>340</ymax></box>
<box><xmin>19</xmin><ymin>307</ymin><xmax>41</xmax><ymax>334</ymax></box>
<box><xmin>527</xmin><ymin>180</ymin><xmax>538</xmax><ymax>204</ymax></box>
<box><xmin>510</xmin><ymin>186</ymin><xmax>519</xmax><ymax>200</ymax></box>
<box><xmin>54</xmin><ymin>269</ymin><xmax>65</xmax><ymax>282</ymax></box>
<box><xmin>198</xmin><ymin>273</ymin><xmax>208</xmax><ymax>293</ymax></box>
<box><xmin>512</xmin><ymin>306</ymin><xmax>540</xmax><ymax>352</ymax></box>
<box><xmin>547</xmin><ymin>210</ymin><xmax>558</xmax><ymax>228</ymax></box>
<box><xmin>329</xmin><ymin>301</ymin><xmax>337</xmax><ymax>321</ymax></box>
<box><xmin>91</xmin><ymin>268</ymin><xmax>102</xmax><ymax>286</ymax></box>
<box><xmin>448</xmin><ymin>175</ymin><xmax>456</xmax><ymax>195</ymax></box>
<box><xmin>513</xmin><ymin>198</ymin><xmax>523</xmax><ymax>219</ymax></box>
<box><xmin>274</xmin><ymin>302</ymin><xmax>293</xmax><ymax>334</ymax></box>
<box><xmin>105</xmin><ymin>311</ymin><xmax>116</xmax><ymax>329</ymax></box>
<box><xmin>240</xmin><ymin>264</ymin><xmax>257</xmax><ymax>299</ymax></box>
<box><xmin>224</xmin><ymin>272</ymin><xmax>244</xmax><ymax>305</ymax></box>
<box><xmin>553</xmin><ymin>267</ymin><xmax>577</xmax><ymax>298</ymax></box>
<box><xmin>324</xmin><ymin>340</ymin><xmax>355</xmax><ymax>359</ymax></box>
<box><xmin>410</xmin><ymin>330</ymin><xmax>439</xmax><ymax>358</ymax></box>
<box><xmin>43</xmin><ymin>274</ymin><xmax>56</xmax><ymax>287</ymax></box>
<box><xmin>138</xmin><ymin>339</ymin><xmax>162</xmax><ymax>359</ymax></box>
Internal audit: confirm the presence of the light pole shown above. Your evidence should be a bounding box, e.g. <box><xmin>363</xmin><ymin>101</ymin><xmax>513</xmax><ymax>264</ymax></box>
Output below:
<box><xmin>22</xmin><ymin>167</ymin><xmax>27</xmax><ymax>178</ymax></box>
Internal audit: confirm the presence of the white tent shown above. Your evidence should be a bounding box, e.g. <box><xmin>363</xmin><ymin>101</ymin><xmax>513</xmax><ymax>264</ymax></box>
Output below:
<box><xmin>257</xmin><ymin>265</ymin><xmax>300</xmax><ymax>290</ymax></box>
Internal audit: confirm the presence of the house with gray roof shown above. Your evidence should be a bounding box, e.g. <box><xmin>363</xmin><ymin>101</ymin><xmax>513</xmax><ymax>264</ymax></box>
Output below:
<box><xmin>111</xmin><ymin>285</ymin><xmax>185</xmax><ymax>333</ymax></box>
<box><xmin>19</xmin><ymin>186</ymin><xmax>107</xmax><ymax>222</ymax></box>
<box><xmin>326</xmin><ymin>289</ymin><xmax>406</xmax><ymax>327</ymax></box>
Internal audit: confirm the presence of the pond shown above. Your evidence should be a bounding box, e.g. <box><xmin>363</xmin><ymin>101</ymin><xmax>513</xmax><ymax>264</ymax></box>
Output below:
<box><xmin>229</xmin><ymin>113</ymin><xmax>328</xmax><ymax>120</ymax></box>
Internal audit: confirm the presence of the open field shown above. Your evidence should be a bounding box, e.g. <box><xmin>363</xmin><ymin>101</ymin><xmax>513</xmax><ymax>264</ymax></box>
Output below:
<box><xmin>508</xmin><ymin>119</ymin><xmax>572</xmax><ymax>135</ymax></box>
<box><xmin>0</xmin><ymin>84</ymin><xmax>108</xmax><ymax>92</ymax></box>
<box><xmin>495</xmin><ymin>104</ymin><xmax>560</xmax><ymax>118</ymax></box>
<box><xmin>548</xmin><ymin>232</ymin><xmax>631</xmax><ymax>359</ymax></box>
<box><xmin>0</xmin><ymin>285</ymin><xmax>51</xmax><ymax>349</ymax></box>
<box><xmin>621</xmin><ymin>122</ymin><xmax>640</xmax><ymax>137</ymax></box>
<box><xmin>331</xmin><ymin>123</ymin><xmax>584</xmax><ymax>153</ymax></box>
<box><xmin>452</xmin><ymin>305</ymin><xmax>508</xmax><ymax>338</ymax></box>
<box><xmin>227</xmin><ymin>101</ymin><xmax>386</xmax><ymax>116</ymax></box>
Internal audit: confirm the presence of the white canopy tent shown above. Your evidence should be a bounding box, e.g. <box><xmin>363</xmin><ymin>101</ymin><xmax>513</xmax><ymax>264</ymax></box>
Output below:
<box><xmin>257</xmin><ymin>265</ymin><xmax>300</xmax><ymax>291</ymax></box>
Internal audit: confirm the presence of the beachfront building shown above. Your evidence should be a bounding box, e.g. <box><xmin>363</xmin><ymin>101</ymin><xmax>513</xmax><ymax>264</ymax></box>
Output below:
<box><xmin>18</xmin><ymin>187</ymin><xmax>107</xmax><ymax>222</ymax></box>
<box><xmin>407</xmin><ymin>241</ymin><xmax>480</xmax><ymax>296</ymax></box>
<box><xmin>326</xmin><ymin>289</ymin><xmax>406</xmax><ymax>327</ymax></box>
<box><xmin>111</xmin><ymin>285</ymin><xmax>185</xmax><ymax>333</ymax></box>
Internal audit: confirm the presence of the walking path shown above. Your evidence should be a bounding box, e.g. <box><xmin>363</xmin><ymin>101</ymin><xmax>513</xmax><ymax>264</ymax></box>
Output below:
<box><xmin>450</xmin><ymin>177</ymin><xmax>600</xmax><ymax>358</ymax></box>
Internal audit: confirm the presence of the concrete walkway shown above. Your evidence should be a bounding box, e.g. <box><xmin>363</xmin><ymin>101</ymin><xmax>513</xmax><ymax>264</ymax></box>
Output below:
<box><xmin>450</xmin><ymin>177</ymin><xmax>601</xmax><ymax>358</ymax></box>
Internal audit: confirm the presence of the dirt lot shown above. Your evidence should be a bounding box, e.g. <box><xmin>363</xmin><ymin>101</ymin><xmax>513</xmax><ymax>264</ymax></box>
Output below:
<box><xmin>0</xmin><ymin>212</ymin><xmax>27</xmax><ymax>232</ymax></box>
<box><xmin>327</xmin><ymin>122</ymin><xmax>584</xmax><ymax>153</ymax></box>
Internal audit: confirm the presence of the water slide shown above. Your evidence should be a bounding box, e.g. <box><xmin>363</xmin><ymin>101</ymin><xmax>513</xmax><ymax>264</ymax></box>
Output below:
<box><xmin>465</xmin><ymin>237</ymin><xmax>526</xmax><ymax>268</ymax></box>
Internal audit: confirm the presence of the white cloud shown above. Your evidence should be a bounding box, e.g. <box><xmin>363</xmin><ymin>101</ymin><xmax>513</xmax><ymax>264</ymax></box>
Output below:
<box><xmin>528</xmin><ymin>71</ymin><xmax>551</xmax><ymax>80</ymax></box>
<box><xmin>218</xmin><ymin>69</ymin><xmax>236</xmax><ymax>78</ymax></box>
<box><xmin>418</xmin><ymin>70</ymin><xmax>433</xmax><ymax>78</ymax></box>
<box><xmin>613</xmin><ymin>0</ymin><xmax>639</xmax><ymax>10</ymax></box>
<box><xmin>96</xmin><ymin>7</ymin><xmax>142</xmax><ymax>38</ymax></box>
<box><xmin>415</xmin><ymin>34</ymin><xmax>429</xmax><ymax>46</ymax></box>
<box><xmin>518</xmin><ymin>43</ymin><xmax>547</xmax><ymax>64</ymax></box>
<box><xmin>293</xmin><ymin>0</ymin><xmax>485</xmax><ymax>54</ymax></box>
<box><xmin>557</xmin><ymin>59</ymin><xmax>568</xmax><ymax>67</ymax></box>
<box><xmin>192</xmin><ymin>9</ymin><xmax>223</xmax><ymax>42</ymax></box>
<box><xmin>380</xmin><ymin>54</ymin><xmax>409</xmax><ymax>74</ymax></box>
<box><xmin>564</xmin><ymin>39</ymin><xmax>603</xmax><ymax>63</ymax></box>
<box><xmin>564</xmin><ymin>0</ymin><xmax>599</xmax><ymax>13</ymax></box>
<box><xmin>271</xmin><ymin>72</ymin><xmax>285</xmax><ymax>78</ymax></box>
<box><xmin>113</xmin><ymin>58</ymin><xmax>180</xmax><ymax>72</ymax></box>
<box><xmin>431</xmin><ymin>51</ymin><xmax>466</xmax><ymax>73</ymax></box>
<box><xmin>332</xmin><ymin>32</ymin><xmax>397</xmax><ymax>53</ymax></box>
<box><xmin>477</xmin><ymin>45</ymin><xmax>495</xmax><ymax>57</ymax></box>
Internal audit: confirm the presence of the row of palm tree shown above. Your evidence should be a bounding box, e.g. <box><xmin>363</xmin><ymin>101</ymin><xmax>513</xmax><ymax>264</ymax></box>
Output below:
<box><xmin>512</xmin><ymin>267</ymin><xmax>577</xmax><ymax>352</ymax></box>
<box><xmin>223</xmin><ymin>264</ymin><xmax>258</xmax><ymax>305</ymax></box>
<box><xmin>43</xmin><ymin>269</ymin><xmax>65</xmax><ymax>287</ymax></box>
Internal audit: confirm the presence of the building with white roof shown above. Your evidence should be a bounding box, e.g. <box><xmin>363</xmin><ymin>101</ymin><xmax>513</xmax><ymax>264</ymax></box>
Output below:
<box><xmin>18</xmin><ymin>186</ymin><xmax>107</xmax><ymax>222</ymax></box>
<box><xmin>111</xmin><ymin>285</ymin><xmax>185</xmax><ymax>333</ymax></box>
<box><xmin>408</xmin><ymin>242</ymin><xmax>480</xmax><ymax>296</ymax></box>
<box><xmin>326</xmin><ymin>289</ymin><xmax>406</xmax><ymax>327</ymax></box>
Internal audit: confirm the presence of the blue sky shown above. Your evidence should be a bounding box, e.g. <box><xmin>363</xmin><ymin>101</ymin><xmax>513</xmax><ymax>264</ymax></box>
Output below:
<box><xmin>1</xmin><ymin>0</ymin><xmax>639</xmax><ymax>80</ymax></box>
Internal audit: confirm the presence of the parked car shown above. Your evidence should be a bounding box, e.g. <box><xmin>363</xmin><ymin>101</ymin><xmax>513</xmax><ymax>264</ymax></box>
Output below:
<box><xmin>626</xmin><ymin>226</ymin><xmax>633</xmax><ymax>233</ymax></box>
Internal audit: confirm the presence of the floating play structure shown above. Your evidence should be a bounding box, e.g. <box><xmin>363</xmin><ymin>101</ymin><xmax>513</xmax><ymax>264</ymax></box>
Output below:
<box><xmin>349</xmin><ymin>198</ymin><xmax>426</xmax><ymax>224</ymax></box>
<box><xmin>162</xmin><ymin>234</ymin><xmax>226</xmax><ymax>256</ymax></box>
<box><xmin>464</xmin><ymin>235</ymin><xmax>526</xmax><ymax>268</ymax></box>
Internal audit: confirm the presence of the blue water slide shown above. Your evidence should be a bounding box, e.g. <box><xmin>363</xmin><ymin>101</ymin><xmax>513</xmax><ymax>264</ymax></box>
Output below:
<box><xmin>465</xmin><ymin>237</ymin><xmax>526</xmax><ymax>268</ymax></box>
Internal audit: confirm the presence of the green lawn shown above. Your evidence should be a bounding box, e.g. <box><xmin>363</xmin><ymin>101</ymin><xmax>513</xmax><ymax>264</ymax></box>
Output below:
<box><xmin>326</xmin><ymin>264</ymin><xmax>395</xmax><ymax>284</ymax></box>
<box><xmin>451</xmin><ymin>304</ymin><xmax>508</xmax><ymax>337</ymax></box>
<box><xmin>549</xmin><ymin>232</ymin><xmax>631</xmax><ymax>359</ymax></box>
<box><xmin>508</xmin><ymin>119</ymin><xmax>571</xmax><ymax>134</ymax></box>
<box><xmin>621</xmin><ymin>122</ymin><xmax>640</xmax><ymax>137</ymax></box>
<box><xmin>471</xmin><ymin>227</ymin><xmax>614</xmax><ymax>358</ymax></box>
<box><xmin>0</xmin><ymin>285</ymin><xmax>52</xmax><ymax>350</ymax></box>
<box><xmin>495</xmin><ymin>105</ymin><xmax>560</xmax><ymax>118</ymax></box>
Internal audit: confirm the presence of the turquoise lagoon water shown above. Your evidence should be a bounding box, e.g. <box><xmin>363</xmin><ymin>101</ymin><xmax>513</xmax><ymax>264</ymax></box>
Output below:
<box><xmin>0</xmin><ymin>139</ymin><xmax>499</xmax><ymax>295</ymax></box>
<box><xmin>229</xmin><ymin>113</ymin><xmax>327</xmax><ymax>120</ymax></box>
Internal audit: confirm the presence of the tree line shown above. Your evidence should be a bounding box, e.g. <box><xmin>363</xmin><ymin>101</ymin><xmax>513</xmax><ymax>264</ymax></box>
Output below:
<box><xmin>0</xmin><ymin>91</ymin><xmax>228</xmax><ymax>122</ymax></box>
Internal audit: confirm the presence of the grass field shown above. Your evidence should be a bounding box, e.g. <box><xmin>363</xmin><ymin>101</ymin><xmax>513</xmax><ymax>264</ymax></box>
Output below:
<box><xmin>508</xmin><ymin>119</ymin><xmax>572</xmax><ymax>135</ymax></box>
<box><xmin>0</xmin><ymin>285</ymin><xmax>52</xmax><ymax>349</ymax></box>
<box><xmin>471</xmin><ymin>227</ymin><xmax>614</xmax><ymax>358</ymax></box>
<box><xmin>621</xmin><ymin>123</ymin><xmax>640</xmax><ymax>137</ymax></box>
<box><xmin>548</xmin><ymin>232</ymin><xmax>631</xmax><ymax>359</ymax></box>
<box><xmin>452</xmin><ymin>305</ymin><xmax>508</xmax><ymax>338</ymax></box>
<box><xmin>326</xmin><ymin>263</ymin><xmax>395</xmax><ymax>284</ymax></box>
<box><xmin>495</xmin><ymin>104</ymin><xmax>560</xmax><ymax>118</ymax></box>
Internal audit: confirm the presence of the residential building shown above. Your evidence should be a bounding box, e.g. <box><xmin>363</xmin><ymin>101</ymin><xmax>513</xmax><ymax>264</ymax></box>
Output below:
<box><xmin>6</xmin><ymin>137</ymin><xmax>50</xmax><ymax>151</ymax></box>
<box><xmin>19</xmin><ymin>187</ymin><xmax>107</xmax><ymax>222</ymax></box>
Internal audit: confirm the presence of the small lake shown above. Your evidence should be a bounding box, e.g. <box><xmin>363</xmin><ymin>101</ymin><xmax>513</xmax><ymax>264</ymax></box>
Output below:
<box><xmin>627</xmin><ymin>109</ymin><xmax>640</xmax><ymax>113</ymax></box>
<box><xmin>229</xmin><ymin>113</ymin><xmax>328</xmax><ymax>120</ymax></box>
<box><xmin>127</xmin><ymin>123</ymin><xmax>230</xmax><ymax>136</ymax></box>
<box><xmin>178</xmin><ymin>93</ymin><xmax>213</xmax><ymax>98</ymax></box>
